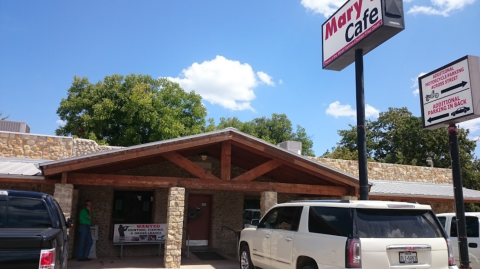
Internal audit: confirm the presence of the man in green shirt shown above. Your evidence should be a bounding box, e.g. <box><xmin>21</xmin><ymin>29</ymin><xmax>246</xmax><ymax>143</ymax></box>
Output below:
<box><xmin>77</xmin><ymin>200</ymin><xmax>93</xmax><ymax>261</ymax></box>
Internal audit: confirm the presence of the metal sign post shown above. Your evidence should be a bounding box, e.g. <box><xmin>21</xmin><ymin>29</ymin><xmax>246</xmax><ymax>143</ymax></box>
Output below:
<box><xmin>355</xmin><ymin>49</ymin><xmax>369</xmax><ymax>200</ymax></box>
<box><xmin>419</xmin><ymin>55</ymin><xmax>480</xmax><ymax>269</ymax></box>
<box><xmin>448</xmin><ymin>125</ymin><xmax>470</xmax><ymax>269</ymax></box>
<box><xmin>321</xmin><ymin>0</ymin><xmax>405</xmax><ymax>200</ymax></box>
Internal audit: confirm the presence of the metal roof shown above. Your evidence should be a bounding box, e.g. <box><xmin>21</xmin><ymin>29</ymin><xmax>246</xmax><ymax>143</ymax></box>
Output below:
<box><xmin>369</xmin><ymin>179</ymin><xmax>480</xmax><ymax>200</ymax></box>
<box><xmin>0</xmin><ymin>158</ymin><xmax>46</xmax><ymax>176</ymax></box>
<box><xmin>38</xmin><ymin>128</ymin><xmax>360</xmax><ymax>183</ymax></box>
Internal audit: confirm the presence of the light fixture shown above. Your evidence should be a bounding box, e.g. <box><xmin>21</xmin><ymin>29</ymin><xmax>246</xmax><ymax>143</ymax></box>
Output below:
<box><xmin>201</xmin><ymin>153</ymin><xmax>208</xmax><ymax>161</ymax></box>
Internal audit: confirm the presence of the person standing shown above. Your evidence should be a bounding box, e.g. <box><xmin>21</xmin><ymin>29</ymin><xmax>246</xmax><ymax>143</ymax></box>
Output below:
<box><xmin>77</xmin><ymin>200</ymin><xmax>93</xmax><ymax>261</ymax></box>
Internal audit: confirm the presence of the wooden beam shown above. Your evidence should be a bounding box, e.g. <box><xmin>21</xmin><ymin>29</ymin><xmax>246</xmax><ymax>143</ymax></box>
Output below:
<box><xmin>67</xmin><ymin>173</ymin><xmax>349</xmax><ymax>196</ymax></box>
<box><xmin>162</xmin><ymin>152</ymin><xmax>220</xmax><ymax>180</ymax></box>
<box><xmin>0</xmin><ymin>177</ymin><xmax>58</xmax><ymax>185</ymax></box>
<box><xmin>371</xmin><ymin>195</ymin><xmax>480</xmax><ymax>204</ymax></box>
<box><xmin>221</xmin><ymin>142</ymin><xmax>231</xmax><ymax>180</ymax></box>
<box><xmin>41</xmin><ymin>132</ymin><xmax>232</xmax><ymax>176</ymax></box>
<box><xmin>61</xmin><ymin>172</ymin><xmax>68</xmax><ymax>184</ymax></box>
<box><xmin>229</xmin><ymin>138</ymin><xmax>358</xmax><ymax>187</ymax></box>
<box><xmin>232</xmin><ymin>160</ymin><xmax>282</xmax><ymax>181</ymax></box>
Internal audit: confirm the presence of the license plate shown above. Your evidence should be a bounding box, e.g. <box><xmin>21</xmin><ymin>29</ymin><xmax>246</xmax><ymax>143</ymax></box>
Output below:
<box><xmin>399</xmin><ymin>251</ymin><xmax>418</xmax><ymax>263</ymax></box>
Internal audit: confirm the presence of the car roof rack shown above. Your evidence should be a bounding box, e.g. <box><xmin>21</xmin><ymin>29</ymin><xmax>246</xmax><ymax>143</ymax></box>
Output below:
<box><xmin>288</xmin><ymin>199</ymin><xmax>351</xmax><ymax>203</ymax></box>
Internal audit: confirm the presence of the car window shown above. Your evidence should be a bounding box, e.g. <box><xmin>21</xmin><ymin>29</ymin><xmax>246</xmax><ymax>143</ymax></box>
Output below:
<box><xmin>0</xmin><ymin>200</ymin><xmax>6</xmax><ymax>227</ymax></box>
<box><xmin>309</xmin><ymin>206</ymin><xmax>352</xmax><ymax>237</ymax></box>
<box><xmin>6</xmin><ymin>198</ymin><xmax>52</xmax><ymax>228</ymax></box>
<box><xmin>437</xmin><ymin>216</ymin><xmax>446</xmax><ymax>228</ymax></box>
<box><xmin>258</xmin><ymin>207</ymin><xmax>281</xmax><ymax>229</ymax></box>
<box><xmin>275</xmin><ymin>206</ymin><xmax>302</xmax><ymax>231</ymax></box>
<box><xmin>355</xmin><ymin>209</ymin><xmax>443</xmax><ymax>238</ymax></box>
<box><xmin>451</xmin><ymin>217</ymin><xmax>479</xmax><ymax>237</ymax></box>
<box><xmin>53</xmin><ymin>199</ymin><xmax>66</xmax><ymax>228</ymax></box>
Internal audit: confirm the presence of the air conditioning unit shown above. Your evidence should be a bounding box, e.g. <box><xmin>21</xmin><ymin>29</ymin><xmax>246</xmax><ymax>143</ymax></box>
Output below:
<box><xmin>0</xmin><ymin>120</ymin><xmax>30</xmax><ymax>133</ymax></box>
<box><xmin>278</xmin><ymin>141</ymin><xmax>302</xmax><ymax>155</ymax></box>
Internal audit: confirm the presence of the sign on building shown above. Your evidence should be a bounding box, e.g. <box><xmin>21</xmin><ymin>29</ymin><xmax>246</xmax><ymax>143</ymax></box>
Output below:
<box><xmin>419</xmin><ymin>55</ymin><xmax>480</xmax><ymax>130</ymax></box>
<box><xmin>113</xmin><ymin>223</ymin><xmax>166</xmax><ymax>243</ymax></box>
<box><xmin>322</xmin><ymin>0</ymin><xmax>405</xmax><ymax>71</ymax></box>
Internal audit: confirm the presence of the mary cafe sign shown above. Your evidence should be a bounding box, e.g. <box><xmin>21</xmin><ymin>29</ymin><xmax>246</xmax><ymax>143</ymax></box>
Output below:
<box><xmin>419</xmin><ymin>55</ymin><xmax>480</xmax><ymax>130</ymax></box>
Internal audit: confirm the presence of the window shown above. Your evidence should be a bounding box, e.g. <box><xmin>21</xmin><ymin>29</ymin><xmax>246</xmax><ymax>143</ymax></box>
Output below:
<box><xmin>309</xmin><ymin>206</ymin><xmax>352</xmax><ymax>236</ymax></box>
<box><xmin>275</xmin><ymin>206</ymin><xmax>302</xmax><ymax>231</ymax></box>
<box><xmin>258</xmin><ymin>207</ymin><xmax>281</xmax><ymax>229</ymax></box>
<box><xmin>6</xmin><ymin>198</ymin><xmax>51</xmax><ymax>228</ymax></box>
<box><xmin>112</xmin><ymin>191</ymin><xmax>153</xmax><ymax>224</ymax></box>
<box><xmin>437</xmin><ymin>216</ymin><xmax>446</xmax><ymax>229</ymax></box>
<box><xmin>0</xmin><ymin>200</ymin><xmax>6</xmax><ymax>226</ymax></box>
<box><xmin>450</xmin><ymin>216</ymin><xmax>479</xmax><ymax>237</ymax></box>
<box><xmin>355</xmin><ymin>209</ymin><xmax>443</xmax><ymax>238</ymax></box>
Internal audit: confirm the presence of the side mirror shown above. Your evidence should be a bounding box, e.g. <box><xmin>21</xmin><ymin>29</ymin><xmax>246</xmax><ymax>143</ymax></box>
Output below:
<box><xmin>66</xmin><ymin>218</ymin><xmax>73</xmax><ymax>229</ymax></box>
<box><xmin>250</xmin><ymin>219</ymin><xmax>259</xmax><ymax>226</ymax></box>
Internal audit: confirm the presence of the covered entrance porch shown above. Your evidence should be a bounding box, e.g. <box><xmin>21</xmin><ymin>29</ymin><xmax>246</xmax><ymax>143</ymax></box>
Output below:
<box><xmin>36</xmin><ymin>128</ymin><xmax>359</xmax><ymax>268</ymax></box>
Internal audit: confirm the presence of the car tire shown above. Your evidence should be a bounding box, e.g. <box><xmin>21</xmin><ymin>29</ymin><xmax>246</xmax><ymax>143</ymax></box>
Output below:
<box><xmin>452</xmin><ymin>113</ymin><xmax>456</xmax><ymax>116</ymax></box>
<box><xmin>240</xmin><ymin>244</ymin><xmax>254</xmax><ymax>269</ymax></box>
<box><xmin>302</xmin><ymin>265</ymin><xmax>318</xmax><ymax>269</ymax></box>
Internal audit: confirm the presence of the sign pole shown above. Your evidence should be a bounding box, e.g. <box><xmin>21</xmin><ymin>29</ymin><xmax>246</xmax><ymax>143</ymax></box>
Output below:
<box><xmin>355</xmin><ymin>49</ymin><xmax>369</xmax><ymax>200</ymax></box>
<box><xmin>448</xmin><ymin>124</ymin><xmax>470</xmax><ymax>269</ymax></box>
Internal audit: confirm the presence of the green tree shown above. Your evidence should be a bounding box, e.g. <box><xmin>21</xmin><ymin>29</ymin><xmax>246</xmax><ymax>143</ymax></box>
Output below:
<box><xmin>0</xmin><ymin>111</ymin><xmax>9</xmax><ymax>120</ymax></box>
<box><xmin>322</xmin><ymin>107</ymin><xmax>479</xmax><ymax>190</ymax></box>
<box><xmin>56</xmin><ymin>74</ymin><xmax>207</xmax><ymax>146</ymax></box>
<box><xmin>215</xmin><ymin>113</ymin><xmax>315</xmax><ymax>156</ymax></box>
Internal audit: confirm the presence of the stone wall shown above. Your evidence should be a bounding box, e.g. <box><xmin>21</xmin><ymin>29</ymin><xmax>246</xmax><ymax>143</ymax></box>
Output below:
<box><xmin>314</xmin><ymin>157</ymin><xmax>452</xmax><ymax>184</ymax></box>
<box><xmin>0</xmin><ymin>131</ymin><xmax>73</xmax><ymax>160</ymax></box>
<box><xmin>0</xmin><ymin>131</ymin><xmax>124</xmax><ymax>160</ymax></box>
<box><xmin>73</xmin><ymin>139</ymin><xmax>123</xmax><ymax>157</ymax></box>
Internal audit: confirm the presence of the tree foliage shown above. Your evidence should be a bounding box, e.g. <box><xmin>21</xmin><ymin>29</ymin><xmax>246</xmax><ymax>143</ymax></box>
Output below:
<box><xmin>56</xmin><ymin>74</ymin><xmax>207</xmax><ymax>146</ymax></box>
<box><xmin>215</xmin><ymin>113</ymin><xmax>315</xmax><ymax>156</ymax></box>
<box><xmin>324</xmin><ymin>107</ymin><xmax>475</xmax><ymax>164</ymax></box>
<box><xmin>322</xmin><ymin>107</ymin><xmax>480</xmax><ymax>192</ymax></box>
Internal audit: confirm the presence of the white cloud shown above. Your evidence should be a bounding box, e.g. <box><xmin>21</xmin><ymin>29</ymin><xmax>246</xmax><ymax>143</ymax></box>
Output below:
<box><xmin>301</xmin><ymin>0</ymin><xmax>347</xmax><ymax>17</ymax></box>
<box><xmin>278</xmin><ymin>79</ymin><xmax>284</xmax><ymax>85</ymax></box>
<box><xmin>167</xmin><ymin>56</ymin><xmax>275</xmax><ymax>111</ymax></box>
<box><xmin>459</xmin><ymin>118</ymin><xmax>480</xmax><ymax>133</ymax></box>
<box><xmin>256</xmin><ymin>71</ymin><xmax>275</xmax><ymax>86</ymax></box>
<box><xmin>408</xmin><ymin>0</ymin><xmax>476</xmax><ymax>17</ymax></box>
<box><xmin>412</xmin><ymin>72</ymin><xmax>427</xmax><ymax>96</ymax></box>
<box><xmin>326</xmin><ymin>101</ymin><xmax>380</xmax><ymax>119</ymax></box>
<box><xmin>56</xmin><ymin>119</ymin><xmax>66</xmax><ymax>126</ymax></box>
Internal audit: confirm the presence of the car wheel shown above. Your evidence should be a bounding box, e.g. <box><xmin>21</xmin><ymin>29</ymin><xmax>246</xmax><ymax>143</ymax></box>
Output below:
<box><xmin>452</xmin><ymin>113</ymin><xmax>456</xmax><ymax>116</ymax></box>
<box><xmin>240</xmin><ymin>245</ymin><xmax>254</xmax><ymax>269</ymax></box>
<box><xmin>302</xmin><ymin>265</ymin><xmax>318</xmax><ymax>269</ymax></box>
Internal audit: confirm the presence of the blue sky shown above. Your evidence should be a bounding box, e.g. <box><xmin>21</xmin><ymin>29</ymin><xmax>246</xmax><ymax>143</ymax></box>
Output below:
<box><xmin>1</xmin><ymin>0</ymin><xmax>479</xmax><ymax>158</ymax></box>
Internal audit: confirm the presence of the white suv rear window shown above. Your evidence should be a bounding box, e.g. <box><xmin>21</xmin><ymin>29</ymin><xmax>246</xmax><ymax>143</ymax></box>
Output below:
<box><xmin>355</xmin><ymin>209</ymin><xmax>444</xmax><ymax>238</ymax></box>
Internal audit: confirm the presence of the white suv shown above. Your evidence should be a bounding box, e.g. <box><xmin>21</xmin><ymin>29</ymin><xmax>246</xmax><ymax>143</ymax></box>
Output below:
<box><xmin>437</xmin><ymin>212</ymin><xmax>480</xmax><ymax>269</ymax></box>
<box><xmin>239</xmin><ymin>200</ymin><xmax>458</xmax><ymax>269</ymax></box>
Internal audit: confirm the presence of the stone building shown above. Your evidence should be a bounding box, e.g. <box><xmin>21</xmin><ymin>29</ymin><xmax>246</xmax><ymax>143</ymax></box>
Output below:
<box><xmin>1</xmin><ymin>125</ymin><xmax>480</xmax><ymax>268</ymax></box>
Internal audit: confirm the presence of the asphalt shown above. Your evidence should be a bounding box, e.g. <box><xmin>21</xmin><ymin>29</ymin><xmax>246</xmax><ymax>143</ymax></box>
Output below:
<box><xmin>68</xmin><ymin>254</ymin><xmax>239</xmax><ymax>269</ymax></box>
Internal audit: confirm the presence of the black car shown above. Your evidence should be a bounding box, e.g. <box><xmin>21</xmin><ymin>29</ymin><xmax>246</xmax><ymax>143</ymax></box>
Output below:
<box><xmin>0</xmin><ymin>190</ymin><xmax>72</xmax><ymax>269</ymax></box>
<box><xmin>451</xmin><ymin>106</ymin><xmax>470</xmax><ymax>116</ymax></box>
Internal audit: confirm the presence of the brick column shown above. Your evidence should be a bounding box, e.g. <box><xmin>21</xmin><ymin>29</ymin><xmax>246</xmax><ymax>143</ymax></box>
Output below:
<box><xmin>164</xmin><ymin>187</ymin><xmax>185</xmax><ymax>269</ymax></box>
<box><xmin>54</xmin><ymin>183</ymin><xmax>74</xmax><ymax>220</ymax></box>
<box><xmin>260</xmin><ymin>191</ymin><xmax>277</xmax><ymax>217</ymax></box>
<box><xmin>53</xmin><ymin>184</ymin><xmax>74</xmax><ymax>260</ymax></box>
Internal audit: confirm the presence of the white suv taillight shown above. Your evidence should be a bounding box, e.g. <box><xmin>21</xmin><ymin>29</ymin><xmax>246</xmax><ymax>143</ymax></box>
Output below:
<box><xmin>446</xmin><ymin>239</ymin><xmax>455</xmax><ymax>266</ymax></box>
<box><xmin>346</xmin><ymin>238</ymin><xmax>361</xmax><ymax>268</ymax></box>
<box><xmin>39</xmin><ymin>248</ymin><xmax>55</xmax><ymax>269</ymax></box>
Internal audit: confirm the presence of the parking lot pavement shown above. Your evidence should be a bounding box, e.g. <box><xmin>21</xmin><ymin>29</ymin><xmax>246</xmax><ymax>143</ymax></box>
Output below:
<box><xmin>68</xmin><ymin>255</ymin><xmax>238</xmax><ymax>269</ymax></box>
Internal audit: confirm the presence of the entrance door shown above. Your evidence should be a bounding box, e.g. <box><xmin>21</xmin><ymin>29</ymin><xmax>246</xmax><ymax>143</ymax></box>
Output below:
<box><xmin>186</xmin><ymin>194</ymin><xmax>211</xmax><ymax>246</ymax></box>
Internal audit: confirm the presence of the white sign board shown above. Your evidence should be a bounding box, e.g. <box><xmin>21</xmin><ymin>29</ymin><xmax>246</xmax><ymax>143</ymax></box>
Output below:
<box><xmin>419</xmin><ymin>55</ymin><xmax>480</xmax><ymax>130</ymax></box>
<box><xmin>322</xmin><ymin>0</ymin><xmax>405</xmax><ymax>71</ymax></box>
<box><xmin>113</xmin><ymin>223</ymin><xmax>166</xmax><ymax>243</ymax></box>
